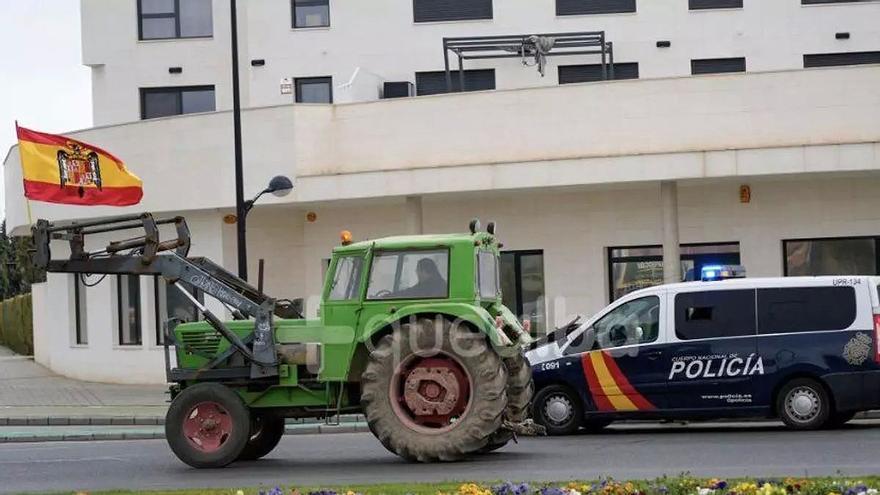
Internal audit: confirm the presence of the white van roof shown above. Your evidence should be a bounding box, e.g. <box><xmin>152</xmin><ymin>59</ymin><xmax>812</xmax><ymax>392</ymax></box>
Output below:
<box><xmin>625</xmin><ymin>275</ymin><xmax>875</xmax><ymax>297</ymax></box>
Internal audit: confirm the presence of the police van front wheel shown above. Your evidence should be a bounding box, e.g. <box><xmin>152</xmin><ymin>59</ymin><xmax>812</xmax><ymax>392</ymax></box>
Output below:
<box><xmin>777</xmin><ymin>378</ymin><xmax>831</xmax><ymax>430</ymax></box>
<box><xmin>534</xmin><ymin>385</ymin><xmax>582</xmax><ymax>435</ymax></box>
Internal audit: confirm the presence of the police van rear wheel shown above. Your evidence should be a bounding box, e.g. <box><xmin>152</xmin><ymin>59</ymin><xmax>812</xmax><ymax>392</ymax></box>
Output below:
<box><xmin>777</xmin><ymin>378</ymin><xmax>831</xmax><ymax>430</ymax></box>
<box><xmin>534</xmin><ymin>385</ymin><xmax>581</xmax><ymax>435</ymax></box>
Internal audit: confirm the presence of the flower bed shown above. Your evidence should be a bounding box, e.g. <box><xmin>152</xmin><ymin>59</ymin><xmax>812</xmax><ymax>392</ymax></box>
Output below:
<box><xmin>78</xmin><ymin>476</ymin><xmax>880</xmax><ymax>495</ymax></box>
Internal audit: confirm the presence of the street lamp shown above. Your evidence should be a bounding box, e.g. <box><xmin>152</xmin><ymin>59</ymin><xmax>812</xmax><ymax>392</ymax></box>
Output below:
<box><xmin>236</xmin><ymin>175</ymin><xmax>294</xmax><ymax>282</ymax></box>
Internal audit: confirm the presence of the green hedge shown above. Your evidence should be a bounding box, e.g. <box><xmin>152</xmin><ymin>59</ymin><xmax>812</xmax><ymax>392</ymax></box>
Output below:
<box><xmin>0</xmin><ymin>293</ymin><xmax>33</xmax><ymax>355</ymax></box>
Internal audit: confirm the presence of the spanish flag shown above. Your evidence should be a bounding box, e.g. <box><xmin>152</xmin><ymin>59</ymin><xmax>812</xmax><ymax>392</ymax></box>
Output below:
<box><xmin>16</xmin><ymin>124</ymin><xmax>143</xmax><ymax>206</ymax></box>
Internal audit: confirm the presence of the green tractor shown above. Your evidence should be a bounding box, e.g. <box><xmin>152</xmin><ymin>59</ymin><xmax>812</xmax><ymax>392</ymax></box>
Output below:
<box><xmin>33</xmin><ymin>214</ymin><xmax>534</xmax><ymax>468</ymax></box>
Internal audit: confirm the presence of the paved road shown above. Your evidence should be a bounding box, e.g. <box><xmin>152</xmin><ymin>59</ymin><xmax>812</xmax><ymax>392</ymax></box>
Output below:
<box><xmin>3</xmin><ymin>421</ymin><xmax>880</xmax><ymax>494</ymax></box>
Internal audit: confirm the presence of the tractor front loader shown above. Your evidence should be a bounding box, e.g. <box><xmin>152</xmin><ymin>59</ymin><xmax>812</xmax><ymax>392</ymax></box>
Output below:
<box><xmin>33</xmin><ymin>213</ymin><xmax>535</xmax><ymax>468</ymax></box>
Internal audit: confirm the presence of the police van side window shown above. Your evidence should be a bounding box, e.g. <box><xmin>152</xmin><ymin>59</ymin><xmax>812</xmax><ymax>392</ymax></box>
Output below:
<box><xmin>757</xmin><ymin>286</ymin><xmax>856</xmax><ymax>334</ymax></box>
<box><xmin>565</xmin><ymin>296</ymin><xmax>660</xmax><ymax>354</ymax></box>
<box><xmin>675</xmin><ymin>289</ymin><xmax>756</xmax><ymax>340</ymax></box>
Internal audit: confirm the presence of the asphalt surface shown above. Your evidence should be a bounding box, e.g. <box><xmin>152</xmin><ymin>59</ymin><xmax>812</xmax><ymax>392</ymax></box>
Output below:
<box><xmin>3</xmin><ymin>420</ymin><xmax>880</xmax><ymax>494</ymax></box>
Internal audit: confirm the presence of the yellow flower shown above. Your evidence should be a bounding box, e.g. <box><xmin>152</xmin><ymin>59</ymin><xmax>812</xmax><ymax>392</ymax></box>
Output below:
<box><xmin>457</xmin><ymin>483</ymin><xmax>492</xmax><ymax>495</ymax></box>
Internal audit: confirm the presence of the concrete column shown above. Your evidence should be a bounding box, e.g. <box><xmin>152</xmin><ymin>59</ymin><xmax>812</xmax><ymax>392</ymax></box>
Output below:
<box><xmin>404</xmin><ymin>196</ymin><xmax>423</xmax><ymax>235</ymax></box>
<box><xmin>660</xmin><ymin>181</ymin><xmax>681</xmax><ymax>284</ymax></box>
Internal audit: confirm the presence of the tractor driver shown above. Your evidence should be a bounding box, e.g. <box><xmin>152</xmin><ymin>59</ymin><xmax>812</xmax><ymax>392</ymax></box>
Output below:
<box><xmin>395</xmin><ymin>257</ymin><xmax>447</xmax><ymax>298</ymax></box>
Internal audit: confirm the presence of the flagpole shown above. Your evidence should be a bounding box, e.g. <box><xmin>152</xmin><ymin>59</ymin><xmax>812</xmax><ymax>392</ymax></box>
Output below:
<box><xmin>14</xmin><ymin>121</ymin><xmax>33</xmax><ymax>224</ymax></box>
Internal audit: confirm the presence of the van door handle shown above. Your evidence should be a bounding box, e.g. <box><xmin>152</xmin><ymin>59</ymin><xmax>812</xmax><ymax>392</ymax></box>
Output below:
<box><xmin>643</xmin><ymin>350</ymin><xmax>662</xmax><ymax>360</ymax></box>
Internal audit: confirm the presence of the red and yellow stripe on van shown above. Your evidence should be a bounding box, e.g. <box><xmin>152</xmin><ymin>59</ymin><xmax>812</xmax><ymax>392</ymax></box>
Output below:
<box><xmin>581</xmin><ymin>351</ymin><xmax>655</xmax><ymax>412</ymax></box>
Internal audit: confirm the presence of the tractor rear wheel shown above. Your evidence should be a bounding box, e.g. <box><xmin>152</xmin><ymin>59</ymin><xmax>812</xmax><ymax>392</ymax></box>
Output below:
<box><xmin>237</xmin><ymin>413</ymin><xmax>286</xmax><ymax>461</ymax></box>
<box><xmin>480</xmin><ymin>353</ymin><xmax>534</xmax><ymax>453</ymax></box>
<box><xmin>165</xmin><ymin>383</ymin><xmax>251</xmax><ymax>468</ymax></box>
<box><xmin>361</xmin><ymin>317</ymin><xmax>508</xmax><ymax>462</ymax></box>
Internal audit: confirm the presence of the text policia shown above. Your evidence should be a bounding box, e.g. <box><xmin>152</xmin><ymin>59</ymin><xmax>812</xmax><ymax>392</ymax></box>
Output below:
<box><xmin>668</xmin><ymin>353</ymin><xmax>765</xmax><ymax>380</ymax></box>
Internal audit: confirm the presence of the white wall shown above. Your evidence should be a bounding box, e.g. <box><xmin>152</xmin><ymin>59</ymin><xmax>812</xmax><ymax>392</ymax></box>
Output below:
<box><xmin>30</xmin><ymin>210</ymin><xmax>226</xmax><ymax>384</ymax></box>
<box><xmin>294</xmin><ymin>65</ymin><xmax>880</xmax><ymax>177</ymax></box>
<box><xmin>81</xmin><ymin>0</ymin><xmax>880</xmax><ymax>125</ymax></box>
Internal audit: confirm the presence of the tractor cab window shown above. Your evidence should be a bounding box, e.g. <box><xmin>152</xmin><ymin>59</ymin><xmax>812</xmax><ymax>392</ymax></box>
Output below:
<box><xmin>328</xmin><ymin>255</ymin><xmax>363</xmax><ymax>301</ymax></box>
<box><xmin>367</xmin><ymin>250</ymin><xmax>449</xmax><ymax>300</ymax></box>
<box><xmin>477</xmin><ymin>251</ymin><xmax>499</xmax><ymax>299</ymax></box>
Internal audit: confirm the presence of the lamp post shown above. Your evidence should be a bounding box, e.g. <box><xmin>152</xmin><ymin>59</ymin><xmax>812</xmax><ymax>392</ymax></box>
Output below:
<box><xmin>229</xmin><ymin>0</ymin><xmax>247</xmax><ymax>279</ymax></box>
<box><xmin>236</xmin><ymin>175</ymin><xmax>295</xmax><ymax>282</ymax></box>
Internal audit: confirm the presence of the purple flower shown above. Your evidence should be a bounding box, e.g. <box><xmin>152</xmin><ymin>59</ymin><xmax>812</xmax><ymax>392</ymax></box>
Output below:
<box><xmin>268</xmin><ymin>487</ymin><xmax>284</xmax><ymax>495</ymax></box>
<box><xmin>493</xmin><ymin>482</ymin><xmax>532</xmax><ymax>495</ymax></box>
<box><xmin>539</xmin><ymin>488</ymin><xmax>568</xmax><ymax>495</ymax></box>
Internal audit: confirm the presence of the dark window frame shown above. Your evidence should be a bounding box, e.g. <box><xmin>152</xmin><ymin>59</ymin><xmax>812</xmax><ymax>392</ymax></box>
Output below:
<box><xmin>501</xmin><ymin>250</ymin><xmax>546</xmax><ymax>327</ymax></box>
<box><xmin>137</xmin><ymin>0</ymin><xmax>213</xmax><ymax>41</ymax></box>
<box><xmin>139</xmin><ymin>85</ymin><xmax>216</xmax><ymax>120</ymax></box>
<box><xmin>689</xmin><ymin>0</ymin><xmax>743</xmax><ymax>9</ymax></box>
<box><xmin>295</xmin><ymin>76</ymin><xmax>334</xmax><ymax>103</ymax></box>
<box><xmin>73</xmin><ymin>275</ymin><xmax>87</xmax><ymax>345</ymax></box>
<box><xmin>556</xmin><ymin>0</ymin><xmax>637</xmax><ymax>16</ymax></box>
<box><xmin>782</xmin><ymin>235</ymin><xmax>880</xmax><ymax>276</ymax></box>
<box><xmin>558</xmin><ymin>62</ymin><xmax>639</xmax><ymax>84</ymax></box>
<box><xmin>607</xmin><ymin>242</ymin><xmax>741</xmax><ymax>302</ymax></box>
<box><xmin>415</xmin><ymin>69</ymin><xmax>496</xmax><ymax>96</ymax></box>
<box><xmin>674</xmin><ymin>289</ymin><xmax>758</xmax><ymax>341</ymax></box>
<box><xmin>413</xmin><ymin>0</ymin><xmax>494</xmax><ymax>23</ymax></box>
<box><xmin>801</xmin><ymin>0</ymin><xmax>876</xmax><ymax>4</ymax></box>
<box><xmin>117</xmin><ymin>275</ymin><xmax>143</xmax><ymax>346</ymax></box>
<box><xmin>757</xmin><ymin>286</ymin><xmax>857</xmax><ymax>335</ymax></box>
<box><xmin>803</xmin><ymin>51</ymin><xmax>880</xmax><ymax>68</ymax></box>
<box><xmin>292</xmin><ymin>0</ymin><xmax>331</xmax><ymax>28</ymax></box>
<box><xmin>691</xmin><ymin>57</ymin><xmax>747</xmax><ymax>75</ymax></box>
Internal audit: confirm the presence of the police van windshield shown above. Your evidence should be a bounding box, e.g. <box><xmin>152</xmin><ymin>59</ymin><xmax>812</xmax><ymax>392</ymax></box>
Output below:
<box><xmin>565</xmin><ymin>296</ymin><xmax>660</xmax><ymax>354</ymax></box>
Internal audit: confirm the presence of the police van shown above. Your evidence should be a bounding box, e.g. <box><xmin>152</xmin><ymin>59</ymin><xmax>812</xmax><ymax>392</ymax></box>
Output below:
<box><xmin>526</xmin><ymin>268</ymin><xmax>880</xmax><ymax>434</ymax></box>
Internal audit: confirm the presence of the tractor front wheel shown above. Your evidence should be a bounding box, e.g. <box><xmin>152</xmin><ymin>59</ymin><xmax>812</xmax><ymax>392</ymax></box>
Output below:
<box><xmin>361</xmin><ymin>317</ymin><xmax>508</xmax><ymax>462</ymax></box>
<box><xmin>165</xmin><ymin>383</ymin><xmax>251</xmax><ymax>468</ymax></box>
<box><xmin>237</xmin><ymin>413</ymin><xmax>286</xmax><ymax>461</ymax></box>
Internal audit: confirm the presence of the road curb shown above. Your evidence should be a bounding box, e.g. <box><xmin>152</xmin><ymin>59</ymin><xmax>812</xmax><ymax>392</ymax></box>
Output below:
<box><xmin>0</xmin><ymin>414</ymin><xmax>366</xmax><ymax>427</ymax></box>
<box><xmin>0</xmin><ymin>422</ymin><xmax>370</xmax><ymax>444</ymax></box>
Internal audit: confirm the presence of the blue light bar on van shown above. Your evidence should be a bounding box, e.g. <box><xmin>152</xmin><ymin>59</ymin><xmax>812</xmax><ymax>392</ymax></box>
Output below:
<box><xmin>701</xmin><ymin>264</ymin><xmax>746</xmax><ymax>281</ymax></box>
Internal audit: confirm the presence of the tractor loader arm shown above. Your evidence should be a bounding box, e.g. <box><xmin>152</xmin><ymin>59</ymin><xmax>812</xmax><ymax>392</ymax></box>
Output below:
<box><xmin>32</xmin><ymin>212</ymin><xmax>280</xmax><ymax>380</ymax></box>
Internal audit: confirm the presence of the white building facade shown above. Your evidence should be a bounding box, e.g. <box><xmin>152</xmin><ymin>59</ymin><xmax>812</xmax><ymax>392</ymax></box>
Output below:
<box><xmin>3</xmin><ymin>0</ymin><xmax>880</xmax><ymax>383</ymax></box>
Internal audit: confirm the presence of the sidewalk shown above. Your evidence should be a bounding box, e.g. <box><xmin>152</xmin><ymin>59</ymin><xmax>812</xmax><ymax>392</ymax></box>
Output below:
<box><xmin>0</xmin><ymin>346</ymin><xmax>366</xmax><ymax>442</ymax></box>
<box><xmin>0</xmin><ymin>345</ymin><xmax>168</xmax><ymax>426</ymax></box>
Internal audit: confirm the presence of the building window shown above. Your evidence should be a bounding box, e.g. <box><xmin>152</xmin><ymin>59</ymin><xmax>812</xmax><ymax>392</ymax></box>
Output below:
<box><xmin>413</xmin><ymin>0</ymin><xmax>493</xmax><ymax>22</ymax></box>
<box><xmin>138</xmin><ymin>0</ymin><xmax>213</xmax><ymax>40</ymax></box>
<box><xmin>691</xmin><ymin>57</ymin><xmax>747</xmax><ymax>75</ymax></box>
<box><xmin>154</xmin><ymin>277</ymin><xmax>203</xmax><ymax>344</ymax></box>
<box><xmin>140</xmin><ymin>86</ymin><xmax>216</xmax><ymax>120</ymax></box>
<box><xmin>558</xmin><ymin>62</ymin><xmax>639</xmax><ymax>84</ymax></box>
<box><xmin>784</xmin><ymin>237</ymin><xmax>880</xmax><ymax>276</ymax></box>
<box><xmin>803</xmin><ymin>51</ymin><xmax>880</xmax><ymax>68</ymax></box>
<box><xmin>556</xmin><ymin>0</ymin><xmax>636</xmax><ymax>16</ymax></box>
<box><xmin>415</xmin><ymin>69</ymin><xmax>496</xmax><ymax>96</ymax></box>
<box><xmin>292</xmin><ymin>0</ymin><xmax>330</xmax><ymax>28</ymax></box>
<box><xmin>674</xmin><ymin>289</ymin><xmax>757</xmax><ymax>340</ymax></box>
<box><xmin>802</xmin><ymin>0</ymin><xmax>875</xmax><ymax>4</ymax></box>
<box><xmin>501</xmin><ymin>251</ymin><xmax>546</xmax><ymax>334</ymax></box>
<box><xmin>72</xmin><ymin>276</ymin><xmax>88</xmax><ymax>345</ymax></box>
<box><xmin>608</xmin><ymin>243</ymin><xmax>741</xmax><ymax>301</ymax></box>
<box><xmin>117</xmin><ymin>275</ymin><xmax>142</xmax><ymax>346</ymax></box>
<box><xmin>295</xmin><ymin>77</ymin><xmax>333</xmax><ymax>103</ymax></box>
<box><xmin>689</xmin><ymin>0</ymin><xmax>742</xmax><ymax>9</ymax></box>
